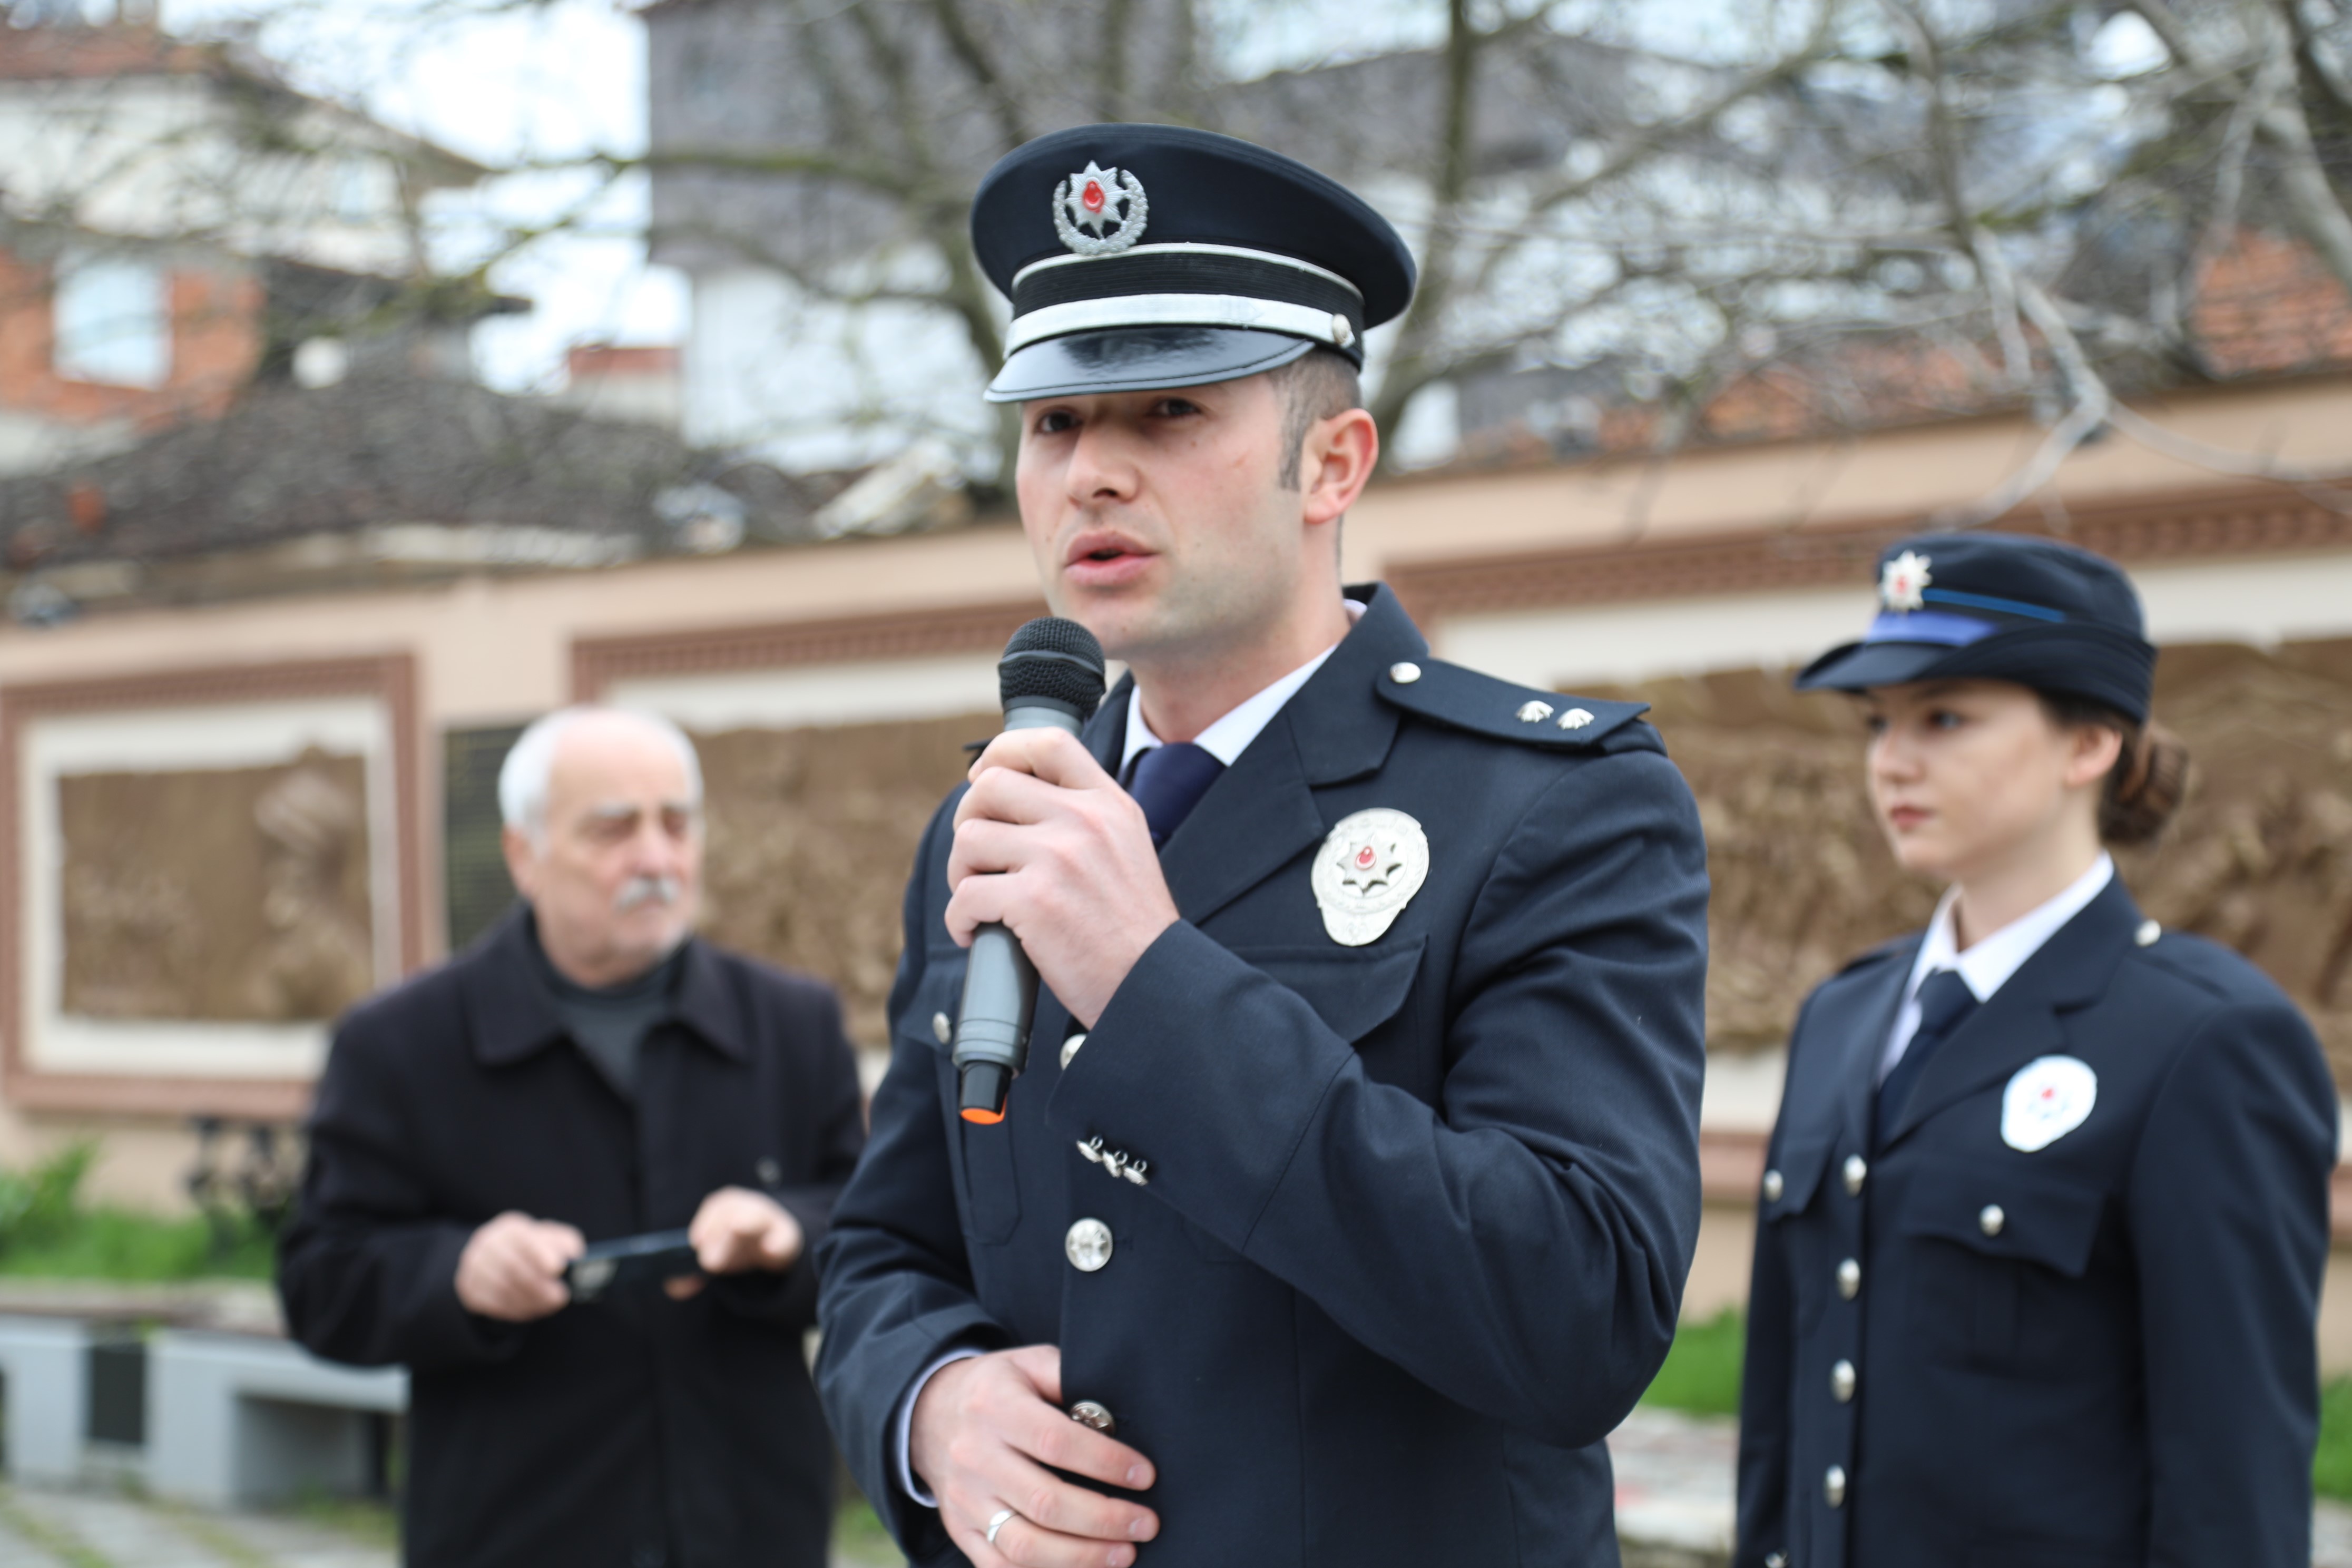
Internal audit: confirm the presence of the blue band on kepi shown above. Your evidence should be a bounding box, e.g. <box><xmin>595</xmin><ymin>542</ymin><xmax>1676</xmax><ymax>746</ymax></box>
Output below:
<box><xmin>1920</xmin><ymin>587</ymin><xmax>2068</xmax><ymax>623</ymax></box>
<box><xmin>1862</xmin><ymin>611</ymin><xmax>1999</xmax><ymax>648</ymax></box>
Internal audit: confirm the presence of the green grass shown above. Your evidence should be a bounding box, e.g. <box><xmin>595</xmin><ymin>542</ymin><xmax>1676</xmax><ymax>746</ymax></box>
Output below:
<box><xmin>832</xmin><ymin>1496</ymin><xmax>904</xmax><ymax>1566</ymax></box>
<box><xmin>0</xmin><ymin>1141</ymin><xmax>278</xmax><ymax>1283</ymax></box>
<box><xmin>280</xmin><ymin>1493</ymin><xmax>400</xmax><ymax>1549</ymax></box>
<box><xmin>0</xmin><ymin>1207</ymin><xmax>273</xmax><ymax>1282</ymax></box>
<box><xmin>1640</xmin><ymin>1308</ymin><xmax>1747</xmax><ymax>1417</ymax></box>
<box><xmin>2318</xmin><ymin>1378</ymin><xmax>2352</xmax><ymax>1501</ymax></box>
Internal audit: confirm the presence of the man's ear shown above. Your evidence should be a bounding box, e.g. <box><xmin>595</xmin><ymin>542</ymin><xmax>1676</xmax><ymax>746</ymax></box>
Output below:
<box><xmin>1300</xmin><ymin>407</ymin><xmax>1378</xmax><ymax>526</ymax></box>
<box><xmin>502</xmin><ymin>825</ymin><xmax>542</xmax><ymax>900</ymax></box>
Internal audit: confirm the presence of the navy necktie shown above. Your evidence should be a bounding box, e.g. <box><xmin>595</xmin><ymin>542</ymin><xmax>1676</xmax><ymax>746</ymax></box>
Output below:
<box><xmin>1874</xmin><ymin>968</ymin><xmax>1979</xmax><ymax>1149</ymax></box>
<box><xmin>1125</xmin><ymin>742</ymin><xmax>1225</xmax><ymax>848</ymax></box>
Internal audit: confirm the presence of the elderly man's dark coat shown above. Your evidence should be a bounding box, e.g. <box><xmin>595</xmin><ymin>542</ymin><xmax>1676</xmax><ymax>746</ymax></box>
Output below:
<box><xmin>817</xmin><ymin>586</ymin><xmax>1712</xmax><ymax>1566</ymax></box>
<box><xmin>279</xmin><ymin>913</ymin><xmax>866</xmax><ymax>1568</ymax></box>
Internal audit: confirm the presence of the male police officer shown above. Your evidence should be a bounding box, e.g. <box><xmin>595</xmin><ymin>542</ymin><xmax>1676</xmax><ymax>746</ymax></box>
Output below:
<box><xmin>816</xmin><ymin>125</ymin><xmax>1712</xmax><ymax>1567</ymax></box>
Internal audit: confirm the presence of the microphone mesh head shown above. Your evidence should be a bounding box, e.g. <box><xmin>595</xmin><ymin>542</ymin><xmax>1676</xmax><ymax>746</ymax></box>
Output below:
<box><xmin>1000</xmin><ymin>617</ymin><xmax>1107</xmax><ymax>714</ymax></box>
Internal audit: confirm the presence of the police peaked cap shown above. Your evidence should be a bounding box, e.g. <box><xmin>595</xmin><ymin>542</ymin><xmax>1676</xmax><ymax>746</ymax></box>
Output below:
<box><xmin>1795</xmin><ymin>531</ymin><xmax>2158</xmax><ymax>723</ymax></box>
<box><xmin>971</xmin><ymin>123</ymin><xmax>1417</xmax><ymax>402</ymax></box>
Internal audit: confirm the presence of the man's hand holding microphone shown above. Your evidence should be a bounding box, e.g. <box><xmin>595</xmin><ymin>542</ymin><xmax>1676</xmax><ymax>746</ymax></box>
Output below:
<box><xmin>916</xmin><ymin>618</ymin><xmax>1174</xmax><ymax>1565</ymax></box>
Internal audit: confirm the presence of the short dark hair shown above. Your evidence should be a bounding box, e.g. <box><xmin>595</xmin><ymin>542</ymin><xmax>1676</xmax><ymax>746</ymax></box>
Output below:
<box><xmin>1268</xmin><ymin>347</ymin><xmax>1363</xmax><ymax>489</ymax></box>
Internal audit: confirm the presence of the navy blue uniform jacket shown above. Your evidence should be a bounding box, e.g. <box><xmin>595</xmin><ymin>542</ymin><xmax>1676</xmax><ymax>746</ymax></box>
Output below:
<box><xmin>816</xmin><ymin>587</ymin><xmax>1712</xmax><ymax>1566</ymax></box>
<box><xmin>1735</xmin><ymin>876</ymin><xmax>2336</xmax><ymax>1568</ymax></box>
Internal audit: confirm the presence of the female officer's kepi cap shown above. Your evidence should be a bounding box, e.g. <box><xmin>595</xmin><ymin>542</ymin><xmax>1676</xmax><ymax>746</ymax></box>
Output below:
<box><xmin>1795</xmin><ymin>532</ymin><xmax>2158</xmax><ymax>722</ymax></box>
<box><xmin>971</xmin><ymin>123</ymin><xmax>1416</xmax><ymax>403</ymax></box>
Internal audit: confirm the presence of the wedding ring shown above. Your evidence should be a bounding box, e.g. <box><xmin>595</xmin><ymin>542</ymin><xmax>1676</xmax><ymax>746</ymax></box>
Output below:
<box><xmin>985</xmin><ymin>1507</ymin><xmax>1017</xmax><ymax>1547</ymax></box>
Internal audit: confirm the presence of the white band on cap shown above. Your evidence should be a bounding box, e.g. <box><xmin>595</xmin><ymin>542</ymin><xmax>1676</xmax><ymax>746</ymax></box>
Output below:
<box><xmin>1011</xmin><ymin>241</ymin><xmax>1364</xmax><ymax>299</ymax></box>
<box><xmin>1004</xmin><ymin>293</ymin><xmax>1356</xmax><ymax>355</ymax></box>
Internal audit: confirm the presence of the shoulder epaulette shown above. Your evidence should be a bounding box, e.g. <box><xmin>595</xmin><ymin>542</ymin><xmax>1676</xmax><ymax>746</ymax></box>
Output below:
<box><xmin>1373</xmin><ymin>658</ymin><xmax>1649</xmax><ymax>750</ymax></box>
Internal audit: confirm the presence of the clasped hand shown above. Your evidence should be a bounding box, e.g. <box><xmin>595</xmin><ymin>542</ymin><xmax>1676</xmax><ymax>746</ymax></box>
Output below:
<box><xmin>910</xmin><ymin>1346</ymin><xmax>1159</xmax><ymax>1567</ymax></box>
<box><xmin>947</xmin><ymin>728</ymin><xmax>1180</xmax><ymax>1029</ymax></box>
<box><xmin>454</xmin><ymin>1187</ymin><xmax>803</xmax><ymax>1321</ymax></box>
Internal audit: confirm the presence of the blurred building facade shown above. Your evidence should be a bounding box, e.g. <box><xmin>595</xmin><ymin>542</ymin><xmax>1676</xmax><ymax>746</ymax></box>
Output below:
<box><xmin>0</xmin><ymin>16</ymin><xmax>501</xmax><ymax>477</ymax></box>
<box><xmin>1</xmin><ymin>367</ymin><xmax>2348</xmax><ymax>1243</ymax></box>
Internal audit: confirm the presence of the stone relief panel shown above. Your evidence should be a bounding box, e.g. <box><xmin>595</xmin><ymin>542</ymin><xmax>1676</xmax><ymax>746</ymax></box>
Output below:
<box><xmin>1590</xmin><ymin>638</ymin><xmax>2352</xmax><ymax>1083</ymax></box>
<box><xmin>57</xmin><ymin>749</ymin><xmax>376</xmax><ymax>1024</ymax></box>
<box><xmin>659</xmin><ymin>635</ymin><xmax>2352</xmax><ymax>1087</ymax></box>
<box><xmin>692</xmin><ymin>712</ymin><xmax>991</xmax><ymax>1047</ymax></box>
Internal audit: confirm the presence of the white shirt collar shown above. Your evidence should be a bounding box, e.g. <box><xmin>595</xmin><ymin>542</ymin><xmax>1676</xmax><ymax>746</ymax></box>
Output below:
<box><xmin>1908</xmin><ymin>851</ymin><xmax>2116</xmax><ymax>1006</ymax></box>
<box><xmin>1119</xmin><ymin>598</ymin><xmax>1366</xmax><ymax>776</ymax></box>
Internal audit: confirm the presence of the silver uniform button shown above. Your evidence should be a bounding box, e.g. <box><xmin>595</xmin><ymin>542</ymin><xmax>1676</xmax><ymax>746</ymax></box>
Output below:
<box><xmin>1516</xmin><ymin>700</ymin><xmax>1555</xmax><ymax>723</ymax></box>
<box><xmin>1069</xmin><ymin>1400</ymin><xmax>1116</xmax><ymax>1433</ymax></box>
<box><xmin>1065</xmin><ymin>1218</ymin><xmax>1113</xmax><ymax>1272</ymax></box>
<box><xmin>931</xmin><ymin>1012</ymin><xmax>951</xmax><ymax>1046</ymax></box>
<box><xmin>1060</xmin><ymin>1032</ymin><xmax>1087</xmax><ymax>1069</ymax></box>
<box><xmin>1331</xmin><ymin>314</ymin><xmax>1355</xmax><ymax>348</ymax></box>
<box><xmin>1388</xmin><ymin>661</ymin><xmax>1422</xmax><ymax>684</ymax></box>
<box><xmin>1837</xmin><ymin>1258</ymin><xmax>1861</xmax><ymax>1299</ymax></box>
<box><xmin>1761</xmin><ymin>1169</ymin><xmax>1784</xmax><ymax>1203</ymax></box>
<box><xmin>1979</xmin><ymin>1204</ymin><xmax>2006</xmax><ymax>1238</ymax></box>
<box><xmin>2135</xmin><ymin>919</ymin><xmax>2162</xmax><ymax>947</ymax></box>
<box><xmin>1825</xmin><ymin>1464</ymin><xmax>1847</xmax><ymax>1508</ymax></box>
<box><xmin>1843</xmin><ymin>1154</ymin><xmax>1867</xmax><ymax>1196</ymax></box>
<box><xmin>756</xmin><ymin>1157</ymin><xmax>782</xmax><ymax>1185</ymax></box>
<box><xmin>1765</xmin><ymin>1556</ymin><xmax>1789</xmax><ymax>1568</ymax></box>
<box><xmin>1830</xmin><ymin>1359</ymin><xmax>1856</xmax><ymax>1404</ymax></box>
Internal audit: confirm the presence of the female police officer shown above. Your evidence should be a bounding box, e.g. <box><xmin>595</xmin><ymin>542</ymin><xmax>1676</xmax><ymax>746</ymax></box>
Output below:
<box><xmin>1734</xmin><ymin>531</ymin><xmax>2336</xmax><ymax>1568</ymax></box>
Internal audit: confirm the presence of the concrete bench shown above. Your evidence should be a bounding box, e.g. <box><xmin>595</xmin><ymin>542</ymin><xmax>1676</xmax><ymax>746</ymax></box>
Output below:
<box><xmin>145</xmin><ymin>1330</ymin><xmax>406</xmax><ymax>1508</ymax></box>
<box><xmin>0</xmin><ymin>1315</ymin><xmax>96</xmax><ymax>1484</ymax></box>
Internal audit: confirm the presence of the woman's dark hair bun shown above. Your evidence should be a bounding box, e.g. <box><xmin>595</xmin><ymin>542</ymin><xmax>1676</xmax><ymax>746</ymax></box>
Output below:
<box><xmin>2037</xmin><ymin>692</ymin><xmax>2191</xmax><ymax>846</ymax></box>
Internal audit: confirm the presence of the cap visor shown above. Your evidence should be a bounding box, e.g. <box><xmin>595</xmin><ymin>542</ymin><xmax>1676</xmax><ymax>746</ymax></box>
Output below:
<box><xmin>985</xmin><ymin>327</ymin><xmax>1316</xmax><ymax>403</ymax></box>
<box><xmin>1794</xmin><ymin>640</ymin><xmax>1962</xmax><ymax>693</ymax></box>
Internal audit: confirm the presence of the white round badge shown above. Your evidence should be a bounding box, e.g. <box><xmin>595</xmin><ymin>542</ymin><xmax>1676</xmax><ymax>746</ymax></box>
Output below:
<box><xmin>1310</xmin><ymin>808</ymin><xmax>1429</xmax><ymax>946</ymax></box>
<box><xmin>2001</xmin><ymin>1055</ymin><xmax>2098</xmax><ymax>1152</ymax></box>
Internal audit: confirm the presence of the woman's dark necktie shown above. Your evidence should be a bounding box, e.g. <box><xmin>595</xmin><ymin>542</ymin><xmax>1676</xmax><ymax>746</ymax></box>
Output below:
<box><xmin>1124</xmin><ymin>742</ymin><xmax>1226</xmax><ymax>848</ymax></box>
<box><xmin>1873</xmin><ymin>968</ymin><xmax>1979</xmax><ymax>1150</ymax></box>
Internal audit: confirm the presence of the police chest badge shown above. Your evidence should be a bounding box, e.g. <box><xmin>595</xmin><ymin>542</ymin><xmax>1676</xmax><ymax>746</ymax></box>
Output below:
<box><xmin>1310</xmin><ymin>809</ymin><xmax>1429</xmax><ymax>946</ymax></box>
<box><xmin>2001</xmin><ymin>1055</ymin><xmax>2098</xmax><ymax>1152</ymax></box>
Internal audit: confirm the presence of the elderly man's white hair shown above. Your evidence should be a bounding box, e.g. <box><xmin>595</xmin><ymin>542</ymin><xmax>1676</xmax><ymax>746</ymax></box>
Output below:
<box><xmin>498</xmin><ymin>706</ymin><xmax>704</xmax><ymax>845</ymax></box>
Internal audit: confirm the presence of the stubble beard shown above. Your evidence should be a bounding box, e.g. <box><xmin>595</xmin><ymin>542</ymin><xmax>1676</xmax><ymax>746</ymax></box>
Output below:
<box><xmin>1061</xmin><ymin>541</ymin><xmax>1300</xmax><ymax>684</ymax></box>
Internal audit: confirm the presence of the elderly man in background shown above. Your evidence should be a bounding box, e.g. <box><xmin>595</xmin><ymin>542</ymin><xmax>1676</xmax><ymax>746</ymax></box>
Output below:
<box><xmin>279</xmin><ymin>707</ymin><xmax>866</xmax><ymax>1568</ymax></box>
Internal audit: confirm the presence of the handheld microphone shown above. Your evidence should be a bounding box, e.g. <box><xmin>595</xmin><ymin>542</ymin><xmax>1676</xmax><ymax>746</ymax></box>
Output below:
<box><xmin>954</xmin><ymin>616</ymin><xmax>1108</xmax><ymax>1124</ymax></box>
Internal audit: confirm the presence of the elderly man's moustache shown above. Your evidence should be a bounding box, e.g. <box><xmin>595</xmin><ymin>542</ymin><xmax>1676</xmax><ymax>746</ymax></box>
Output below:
<box><xmin>615</xmin><ymin>876</ymin><xmax>681</xmax><ymax>912</ymax></box>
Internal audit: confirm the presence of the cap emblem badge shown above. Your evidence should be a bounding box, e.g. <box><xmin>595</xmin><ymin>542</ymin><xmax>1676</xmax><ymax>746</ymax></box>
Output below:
<box><xmin>1880</xmin><ymin>550</ymin><xmax>1932</xmax><ymax>613</ymax></box>
<box><xmin>1054</xmin><ymin>161</ymin><xmax>1150</xmax><ymax>257</ymax></box>
<box><xmin>1310</xmin><ymin>808</ymin><xmax>1430</xmax><ymax>946</ymax></box>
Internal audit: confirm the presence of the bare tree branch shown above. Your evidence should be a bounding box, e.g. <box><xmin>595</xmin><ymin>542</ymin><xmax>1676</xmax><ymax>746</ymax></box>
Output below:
<box><xmin>1932</xmin><ymin>279</ymin><xmax>2113</xmax><ymax>527</ymax></box>
<box><xmin>923</xmin><ymin>0</ymin><xmax>1036</xmax><ymax>148</ymax></box>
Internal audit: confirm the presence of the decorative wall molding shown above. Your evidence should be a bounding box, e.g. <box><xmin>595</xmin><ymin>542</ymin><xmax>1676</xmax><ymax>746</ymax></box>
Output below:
<box><xmin>0</xmin><ymin>656</ymin><xmax>420</xmax><ymax>1119</ymax></box>
<box><xmin>572</xmin><ymin>597</ymin><xmax>1050</xmax><ymax>699</ymax></box>
<box><xmin>1386</xmin><ymin>483</ymin><xmax>2352</xmax><ymax>629</ymax></box>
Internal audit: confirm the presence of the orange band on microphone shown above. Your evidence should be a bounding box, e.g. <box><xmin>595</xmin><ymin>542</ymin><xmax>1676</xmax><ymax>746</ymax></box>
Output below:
<box><xmin>960</xmin><ymin>1106</ymin><xmax>1006</xmax><ymax>1125</ymax></box>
